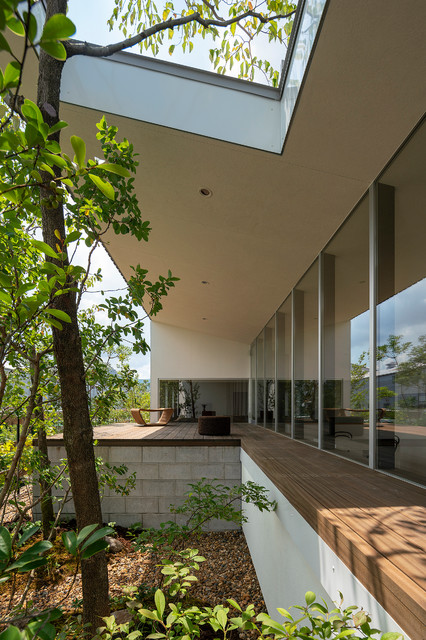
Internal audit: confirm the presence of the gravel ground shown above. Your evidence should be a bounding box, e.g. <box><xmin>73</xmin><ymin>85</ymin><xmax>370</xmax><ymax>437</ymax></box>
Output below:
<box><xmin>1</xmin><ymin>486</ymin><xmax>267</xmax><ymax>635</ymax></box>
<box><xmin>0</xmin><ymin>529</ymin><xmax>267</xmax><ymax>629</ymax></box>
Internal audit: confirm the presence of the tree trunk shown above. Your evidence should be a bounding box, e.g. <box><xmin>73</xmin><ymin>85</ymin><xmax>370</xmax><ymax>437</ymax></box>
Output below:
<box><xmin>37</xmin><ymin>0</ymin><xmax>109</xmax><ymax>630</ymax></box>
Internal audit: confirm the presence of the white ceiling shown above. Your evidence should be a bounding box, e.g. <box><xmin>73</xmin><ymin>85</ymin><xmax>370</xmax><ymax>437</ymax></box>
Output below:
<box><xmin>19</xmin><ymin>0</ymin><xmax>426</xmax><ymax>345</ymax></box>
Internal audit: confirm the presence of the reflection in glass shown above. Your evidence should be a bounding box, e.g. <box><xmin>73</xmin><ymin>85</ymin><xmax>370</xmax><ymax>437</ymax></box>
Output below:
<box><xmin>277</xmin><ymin>297</ymin><xmax>292</xmax><ymax>435</ymax></box>
<box><xmin>159</xmin><ymin>379</ymin><xmax>248</xmax><ymax>422</ymax></box>
<box><xmin>294</xmin><ymin>261</ymin><xmax>318</xmax><ymax>445</ymax></box>
<box><xmin>322</xmin><ymin>197</ymin><xmax>370</xmax><ymax>464</ymax></box>
<box><xmin>264</xmin><ymin>317</ymin><xmax>276</xmax><ymax>430</ymax></box>
<box><xmin>256</xmin><ymin>331</ymin><xmax>265</xmax><ymax>426</ymax></box>
<box><xmin>250</xmin><ymin>342</ymin><xmax>256</xmax><ymax>423</ymax></box>
<box><xmin>377</xmin><ymin>122</ymin><xmax>426</xmax><ymax>484</ymax></box>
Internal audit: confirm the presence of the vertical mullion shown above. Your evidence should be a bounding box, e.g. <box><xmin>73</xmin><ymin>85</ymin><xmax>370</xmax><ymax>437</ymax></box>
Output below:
<box><xmin>369</xmin><ymin>183</ymin><xmax>377</xmax><ymax>469</ymax></box>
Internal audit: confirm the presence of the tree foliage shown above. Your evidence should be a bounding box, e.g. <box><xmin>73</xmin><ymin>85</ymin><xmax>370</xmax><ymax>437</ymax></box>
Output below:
<box><xmin>108</xmin><ymin>0</ymin><xmax>296</xmax><ymax>84</ymax></box>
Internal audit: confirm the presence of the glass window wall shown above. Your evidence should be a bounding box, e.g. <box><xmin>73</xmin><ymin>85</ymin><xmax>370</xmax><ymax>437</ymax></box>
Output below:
<box><xmin>321</xmin><ymin>197</ymin><xmax>370</xmax><ymax>464</ymax></box>
<box><xmin>248</xmin><ymin>122</ymin><xmax>425</xmax><ymax>488</ymax></box>
<box><xmin>376</xmin><ymin>122</ymin><xmax>426</xmax><ymax>484</ymax></box>
<box><xmin>294</xmin><ymin>261</ymin><xmax>319</xmax><ymax>445</ymax></box>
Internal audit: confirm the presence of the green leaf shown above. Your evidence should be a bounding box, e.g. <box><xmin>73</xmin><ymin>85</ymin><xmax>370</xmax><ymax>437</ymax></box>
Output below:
<box><xmin>21</xmin><ymin>99</ymin><xmax>43</xmax><ymax>123</ymax></box>
<box><xmin>154</xmin><ymin>589</ymin><xmax>165</xmax><ymax>618</ymax></box>
<box><xmin>39</xmin><ymin>163</ymin><xmax>55</xmax><ymax>176</ymax></box>
<box><xmin>0</xmin><ymin>291</ymin><xmax>12</xmax><ymax>305</ymax></box>
<box><xmin>31</xmin><ymin>239</ymin><xmax>59</xmax><ymax>259</ymax></box>
<box><xmin>49</xmin><ymin>120</ymin><xmax>68</xmax><ymax>134</ymax></box>
<box><xmin>43</xmin><ymin>152</ymin><xmax>68</xmax><ymax>169</ymax></box>
<box><xmin>17</xmin><ymin>524</ymin><xmax>40</xmax><ymax>547</ymax></box>
<box><xmin>39</xmin><ymin>40</ymin><xmax>66</xmax><ymax>61</ymax></box>
<box><xmin>0</xmin><ymin>32</ymin><xmax>12</xmax><ymax>53</ymax></box>
<box><xmin>381</xmin><ymin>634</ymin><xmax>404</xmax><ymax>640</ymax></box>
<box><xmin>96</xmin><ymin>162</ymin><xmax>130</xmax><ymax>177</ymax></box>
<box><xmin>14</xmin><ymin>558</ymin><xmax>48</xmax><ymax>573</ymax></box>
<box><xmin>81</xmin><ymin>538</ymin><xmax>109</xmax><ymax>559</ymax></box>
<box><xmin>65</xmin><ymin>230</ymin><xmax>81</xmax><ymax>243</ymax></box>
<box><xmin>62</xmin><ymin>531</ymin><xmax>77</xmax><ymax>556</ymax></box>
<box><xmin>7</xmin><ymin>16</ymin><xmax>25</xmax><ymax>36</ymax></box>
<box><xmin>23</xmin><ymin>11</ymin><xmax>38</xmax><ymax>43</ymax></box>
<box><xmin>70</xmin><ymin>135</ymin><xmax>86</xmax><ymax>168</ymax></box>
<box><xmin>76</xmin><ymin>524</ymin><xmax>98</xmax><ymax>546</ymax></box>
<box><xmin>0</xmin><ymin>527</ymin><xmax>11</xmax><ymax>562</ymax></box>
<box><xmin>0</xmin><ymin>625</ymin><xmax>23</xmax><ymax>640</ymax></box>
<box><xmin>80</xmin><ymin>526</ymin><xmax>113</xmax><ymax>551</ymax></box>
<box><xmin>88</xmin><ymin>173</ymin><xmax>115</xmax><ymax>200</ymax></box>
<box><xmin>138</xmin><ymin>609</ymin><xmax>159</xmax><ymax>621</ymax></box>
<box><xmin>216</xmin><ymin>607</ymin><xmax>228</xmax><ymax>628</ymax></box>
<box><xmin>0</xmin><ymin>272</ymin><xmax>12</xmax><ymax>288</ymax></box>
<box><xmin>44</xmin><ymin>308</ymin><xmax>71</xmax><ymax>323</ymax></box>
<box><xmin>42</xmin><ymin>14</ymin><xmax>76</xmax><ymax>41</ymax></box>
<box><xmin>3</xmin><ymin>61</ymin><xmax>20</xmax><ymax>88</ymax></box>
<box><xmin>276</xmin><ymin>607</ymin><xmax>293</xmax><ymax>619</ymax></box>
<box><xmin>305</xmin><ymin>591</ymin><xmax>316</xmax><ymax>606</ymax></box>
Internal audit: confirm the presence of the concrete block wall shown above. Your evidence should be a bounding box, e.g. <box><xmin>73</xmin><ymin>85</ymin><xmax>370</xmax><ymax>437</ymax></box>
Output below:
<box><xmin>34</xmin><ymin>444</ymin><xmax>241</xmax><ymax>530</ymax></box>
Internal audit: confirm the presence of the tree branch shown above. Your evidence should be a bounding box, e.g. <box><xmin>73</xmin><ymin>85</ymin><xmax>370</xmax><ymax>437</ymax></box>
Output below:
<box><xmin>64</xmin><ymin>9</ymin><xmax>296</xmax><ymax>58</ymax></box>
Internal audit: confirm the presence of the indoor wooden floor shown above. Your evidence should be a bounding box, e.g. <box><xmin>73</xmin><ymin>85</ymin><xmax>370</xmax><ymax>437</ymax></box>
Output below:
<box><xmin>47</xmin><ymin>421</ymin><xmax>426</xmax><ymax>637</ymax></box>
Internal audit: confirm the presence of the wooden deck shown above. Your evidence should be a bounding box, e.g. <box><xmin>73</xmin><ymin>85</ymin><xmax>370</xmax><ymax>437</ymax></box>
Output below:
<box><xmin>238</xmin><ymin>424</ymin><xmax>426</xmax><ymax>640</ymax></box>
<box><xmin>47</xmin><ymin>421</ymin><xmax>241</xmax><ymax>446</ymax></box>
<box><xmin>47</xmin><ymin>421</ymin><xmax>426</xmax><ymax>637</ymax></box>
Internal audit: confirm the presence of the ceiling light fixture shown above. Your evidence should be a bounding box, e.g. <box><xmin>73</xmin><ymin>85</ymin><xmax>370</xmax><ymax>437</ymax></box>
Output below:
<box><xmin>199</xmin><ymin>187</ymin><xmax>212</xmax><ymax>197</ymax></box>
<box><xmin>201</xmin><ymin>280</ymin><xmax>209</xmax><ymax>284</ymax></box>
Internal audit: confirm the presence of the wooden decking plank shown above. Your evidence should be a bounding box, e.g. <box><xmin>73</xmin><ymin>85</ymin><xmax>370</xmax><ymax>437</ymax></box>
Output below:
<box><xmin>318</xmin><ymin>476</ymin><xmax>426</xmax><ymax>552</ymax></box>
<box><xmin>315</xmin><ymin>480</ymin><xmax>426</xmax><ymax>591</ymax></box>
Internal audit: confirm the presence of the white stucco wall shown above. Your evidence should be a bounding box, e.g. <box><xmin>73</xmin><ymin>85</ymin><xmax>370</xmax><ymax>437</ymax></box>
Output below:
<box><xmin>151</xmin><ymin>322</ymin><xmax>250</xmax><ymax>406</ymax></box>
<box><xmin>241</xmin><ymin>450</ymin><xmax>409</xmax><ymax>639</ymax></box>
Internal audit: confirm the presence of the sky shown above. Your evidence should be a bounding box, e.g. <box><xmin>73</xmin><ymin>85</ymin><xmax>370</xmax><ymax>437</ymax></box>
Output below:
<box><xmin>67</xmin><ymin>0</ymin><xmax>290</xmax><ymax>79</ymax></box>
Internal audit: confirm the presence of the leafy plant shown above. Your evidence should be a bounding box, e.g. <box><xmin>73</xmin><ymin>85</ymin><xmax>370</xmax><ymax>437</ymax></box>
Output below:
<box><xmin>132</xmin><ymin>478</ymin><xmax>277</xmax><ymax>552</ymax></box>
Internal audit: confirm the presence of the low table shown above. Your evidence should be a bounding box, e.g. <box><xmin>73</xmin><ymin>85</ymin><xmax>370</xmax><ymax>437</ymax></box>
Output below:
<box><xmin>198</xmin><ymin>415</ymin><xmax>231</xmax><ymax>436</ymax></box>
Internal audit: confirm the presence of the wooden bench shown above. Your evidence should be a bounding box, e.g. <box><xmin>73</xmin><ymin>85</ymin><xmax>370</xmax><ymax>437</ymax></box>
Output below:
<box><xmin>130</xmin><ymin>407</ymin><xmax>173</xmax><ymax>427</ymax></box>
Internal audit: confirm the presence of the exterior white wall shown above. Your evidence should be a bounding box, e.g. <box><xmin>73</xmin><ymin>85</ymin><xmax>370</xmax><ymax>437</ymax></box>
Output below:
<box><xmin>241</xmin><ymin>450</ymin><xmax>409</xmax><ymax>640</ymax></box>
<box><xmin>151</xmin><ymin>323</ymin><xmax>250</xmax><ymax>406</ymax></box>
